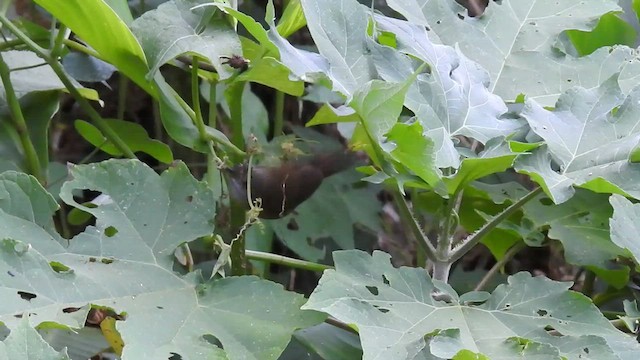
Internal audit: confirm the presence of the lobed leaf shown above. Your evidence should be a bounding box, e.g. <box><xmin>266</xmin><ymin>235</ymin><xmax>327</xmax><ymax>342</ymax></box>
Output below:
<box><xmin>304</xmin><ymin>250</ymin><xmax>640</xmax><ymax>359</ymax></box>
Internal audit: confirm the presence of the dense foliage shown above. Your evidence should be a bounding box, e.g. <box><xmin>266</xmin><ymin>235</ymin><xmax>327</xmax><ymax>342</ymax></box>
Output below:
<box><xmin>2</xmin><ymin>0</ymin><xmax>640</xmax><ymax>359</ymax></box>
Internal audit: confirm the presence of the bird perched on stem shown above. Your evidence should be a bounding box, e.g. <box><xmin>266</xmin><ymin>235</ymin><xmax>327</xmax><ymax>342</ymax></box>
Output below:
<box><xmin>225</xmin><ymin>150</ymin><xmax>358</xmax><ymax>219</ymax></box>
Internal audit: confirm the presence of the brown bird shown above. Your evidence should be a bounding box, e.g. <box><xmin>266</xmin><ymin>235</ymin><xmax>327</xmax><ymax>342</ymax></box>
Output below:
<box><xmin>225</xmin><ymin>151</ymin><xmax>357</xmax><ymax>219</ymax></box>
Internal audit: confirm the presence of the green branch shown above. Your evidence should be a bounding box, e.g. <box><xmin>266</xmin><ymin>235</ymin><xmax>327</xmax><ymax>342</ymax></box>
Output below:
<box><xmin>392</xmin><ymin>189</ymin><xmax>439</xmax><ymax>262</ymax></box>
<box><xmin>0</xmin><ymin>53</ymin><xmax>43</xmax><ymax>183</ymax></box>
<box><xmin>449</xmin><ymin>187</ymin><xmax>543</xmax><ymax>263</ymax></box>
<box><xmin>245</xmin><ymin>250</ymin><xmax>332</xmax><ymax>272</ymax></box>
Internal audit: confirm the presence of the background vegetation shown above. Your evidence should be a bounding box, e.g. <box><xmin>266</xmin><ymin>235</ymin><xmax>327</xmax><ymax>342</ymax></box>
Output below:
<box><xmin>3</xmin><ymin>0</ymin><xmax>640</xmax><ymax>359</ymax></box>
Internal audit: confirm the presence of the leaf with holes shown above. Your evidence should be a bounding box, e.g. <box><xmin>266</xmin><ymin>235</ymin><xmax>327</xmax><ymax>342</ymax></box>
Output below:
<box><xmin>303</xmin><ymin>250</ymin><xmax>640</xmax><ymax>360</ymax></box>
<box><xmin>0</xmin><ymin>160</ymin><xmax>323</xmax><ymax>359</ymax></box>
<box><xmin>0</xmin><ymin>316</ymin><xmax>70</xmax><ymax>360</ymax></box>
<box><xmin>385</xmin><ymin>0</ymin><xmax>633</xmax><ymax>106</ymax></box>
<box><xmin>515</xmin><ymin>75</ymin><xmax>640</xmax><ymax>204</ymax></box>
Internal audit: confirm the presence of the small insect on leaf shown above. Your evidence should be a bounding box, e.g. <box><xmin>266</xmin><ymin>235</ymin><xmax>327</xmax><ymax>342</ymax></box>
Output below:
<box><xmin>220</xmin><ymin>54</ymin><xmax>250</xmax><ymax>72</ymax></box>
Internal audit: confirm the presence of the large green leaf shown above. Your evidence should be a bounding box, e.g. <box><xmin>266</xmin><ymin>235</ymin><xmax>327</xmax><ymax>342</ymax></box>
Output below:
<box><xmin>515</xmin><ymin>75</ymin><xmax>640</xmax><ymax>204</ymax></box>
<box><xmin>277</xmin><ymin>0</ymin><xmax>306</xmax><ymax>38</ymax></box>
<box><xmin>153</xmin><ymin>72</ymin><xmax>239</xmax><ymax>153</ymax></box>
<box><xmin>236</xmin><ymin>57</ymin><xmax>304</xmax><ymax>96</ymax></box>
<box><xmin>350</xmin><ymin>79</ymin><xmax>411</xmax><ymax>143</ymax></box>
<box><xmin>385</xmin><ymin>122</ymin><xmax>441</xmax><ymax>190</ymax></box>
<box><xmin>291</xmin><ymin>323</ymin><xmax>362</xmax><ymax>360</ymax></box>
<box><xmin>304</xmin><ymin>250</ymin><xmax>640</xmax><ymax>359</ymax></box>
<box><xmin>33</xmin><ymin>0</ymin><xmax>154</xmax><ymax>96</ymax></box>
<box><xmin>131</xmin><ymin>0</ymin><xmax>242</xmax><ymax>80</ymax></box>
<box><xmin>0</xmin><ymin>160</ymin><xmax>323</xmax><ymax>359</ymax></box>
<box><xmin>299</xmin><ymin>0</ymin><xmax>376</xmax><ymax>96</ymax></box>
<box><xmin>385</xmin><ymin>0</ymin><xmax>625</xmax><ymax>106</ymax></box>
<box><xmin>267</xmin><ymin>19</ymin><xmax>329</xmax><ymax>83</ymax></box>
<box><xmin>371</xmin><ymin>16</ymin><xmax>520</xmax><ymax>169</ymax></box>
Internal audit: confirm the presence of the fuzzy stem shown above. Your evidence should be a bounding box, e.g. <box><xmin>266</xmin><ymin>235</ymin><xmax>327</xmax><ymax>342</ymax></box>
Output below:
<box><xmin>245</xmin><ymin>250</ymin><xmax>332</xmax><ymax>272</ymax></box>
<box><xmin>273</xmin><ymin>90</ymin><xmax>285</xmax><ymax>137</ymax></box>
<box><xmin>392</xmin><ymin>189</ymin><xmax>439</xmax><ymax>262</ymax></box>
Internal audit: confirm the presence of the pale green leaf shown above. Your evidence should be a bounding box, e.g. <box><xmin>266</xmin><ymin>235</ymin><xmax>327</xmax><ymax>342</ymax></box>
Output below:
<box><xmin>0</xmin><ymin>160</ymin><xmax>321</xmax><ymax>359</ymax></box>
<box><xmin>303</xmin><ymin>250</ymin><xmax>640</xmax><ymax>360</ymax></box>
<box><xmin>131</xmin><ymin>0</ymin><xmax>242</xmax><ymax>80</ymax></box>
<box><xmin>515</xmin><ymin>76</ymin><xmax>640</xmax><ymax>203</ymax></box>
<box><xmin>299</xmin><ymin>0</ymin><xmax>376</xmax><ymax>96</ymax></box>
<box><xmin>0</xmin><ymin>316</ymin><xmax>70</xmax><ymax>360</ymax></box>
<box><xmin>386</xmin><ymin>0</ymin><xmax>624</xmax><ymax>106</ymax></box>
<box><xmin>372</xmin><ymin>17</ymin><xmax>519</xmax><ymax>168</ymax></box>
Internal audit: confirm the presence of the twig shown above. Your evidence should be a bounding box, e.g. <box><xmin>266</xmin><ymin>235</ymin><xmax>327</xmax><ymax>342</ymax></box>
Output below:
<box><xmin>449</xmin><ymin>187</ymin><xmax>543</xmax><ymax>263</ymax></box>
<box><xmin>475</xmin><ymin>242</ymin><xmax>526</xmax><ymax>291</ymax></box>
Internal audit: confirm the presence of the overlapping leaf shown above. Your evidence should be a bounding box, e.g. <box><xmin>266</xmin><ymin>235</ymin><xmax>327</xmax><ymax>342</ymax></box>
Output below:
<box><xmin>515</xmin><ymin>75</ymin><xmax>640</xmax><ymax>204</ymax></box>
<box><xmin>372</xmin><ymin>16</ymin><xmax>519</xmax><ymax>169</ymax></box>
<box><xmin>386</xmin><ymin>0</ymin><xmax>630</xmax><ymax>106</ymax></box>
<box><xmin>131</xmin><ymin>0</ymin><xmax>242</xmax><ymax>80</ymax></box>
<box><xmin>0</xmin><ymin>317</ymin><xmax>70</xmax><ymax>360</ymax></box>
<box><xmin>522</xmin><ymin>190</ymin><xmax>625</xmax><ymax>272</ymax></box>
<box><xmin>299</xmin><ymin>0</ymin><xmax>376</xmax><ymax>96</ymax></box>
<box><xmin>0</xmin><ymin>160</ymin><xmax>322</xmax><ymax>359</ymax></box>
<box><xmin>304</xmin><ymin>250</ymin><xmax>640</xmax><ymax>360</ymax></box>
<box><xmin>33</xmin><ymin>0</ymin><xmax>153</xmax><ymax>95</ymax></box>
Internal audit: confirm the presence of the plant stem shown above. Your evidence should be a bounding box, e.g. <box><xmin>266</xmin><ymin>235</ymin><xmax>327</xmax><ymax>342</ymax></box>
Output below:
<box><xmin>0</xmin><ymin>53</ymin><xmax>44</xmax><ymax>183</ymax></box>
<box><xmin>273</xmin><ymin>90</ymin><xmax>285</xmax><ymax>137</ymax></box>
<box><xmin>0</xmin><ymin>14</ymin><xmax>136</xmax><ymax>159</ymax></box>
<box><xmin>449</xmin><ymin>187</ymin><xmax>543</xmax><ymax>263</ymax></box>
<box><xmin>190</xmin><ymin>57</ymin><xmax>206</xmax><ymax>138</ymax></box>
<box><xmin>474</xmin><ymin>241</ymin><xmax>526</xmax><ymax>291</ymax></box>
<box><xmin>392</xmin><ymin>189</ymin><xmax>439</xmax><ymax>262</ymax></box>
<box><xmin>50</xmin><ymin>24</ymin><xmax>69</xmax><ymax>59</ymax></box>
<box><xmin>433</xmin><ymin>190</ymin><xmax>464</xmax><ymax>281</ymax></box>
<box><xmin>208</xmin><ymin>80</ymin><xmax>217</xmax><ymax>127</ymax></box>
<box><xmin>63</xmin><ymin>39</ymin><xmax>102</xmax><ymax>59</ymax></box>
<box><xmin>245</xmin><ymin>250</ymin><xmax>332</xmax><ymax>272</ymax></box>
<box><xmin>325</xmin><ymin>316</ymin><xmax>358</xmax><ymax>335</ymax></box>
<box><xmin>0</xmin><ymin>38</ymin><xmax>33</xmax><ymax>51</ymax></box>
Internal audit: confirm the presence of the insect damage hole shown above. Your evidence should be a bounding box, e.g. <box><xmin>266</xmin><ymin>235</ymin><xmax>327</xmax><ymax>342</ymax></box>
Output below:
<box><xmin>366</xmin><ymin>286</ymin><xmax>379</xmax><ymax>296</ymax></box>
<box><xmin>18</xmin><ymin>291</ymin><xmax>36</xmax><ymax>301</ymax></box>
